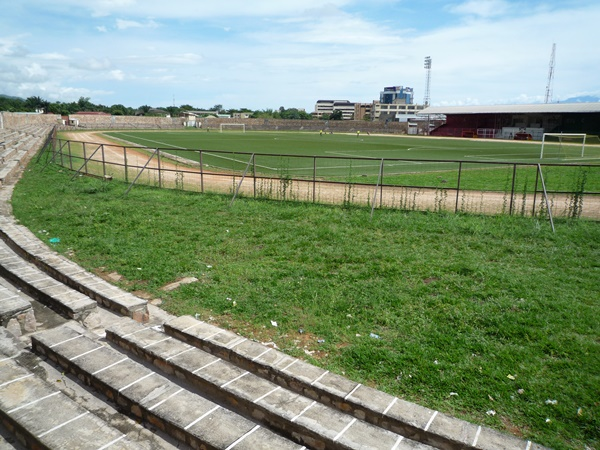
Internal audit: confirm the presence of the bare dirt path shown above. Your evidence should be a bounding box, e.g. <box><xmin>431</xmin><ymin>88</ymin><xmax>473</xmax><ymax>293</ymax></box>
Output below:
<box><xmin>60</xmin><ymin>131</ymin><xmax>599</xmax><ymax>219</ymax></box>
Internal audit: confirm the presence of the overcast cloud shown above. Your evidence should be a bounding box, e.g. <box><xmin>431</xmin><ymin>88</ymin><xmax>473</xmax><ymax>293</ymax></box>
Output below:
<box><xmin>1</xmin><ymin>0</ymin><xmax>598</xmax><ymax>111</ymax></box>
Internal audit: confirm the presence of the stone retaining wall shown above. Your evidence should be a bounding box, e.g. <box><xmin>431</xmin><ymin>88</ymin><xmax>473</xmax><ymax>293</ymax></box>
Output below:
<box><xmin>2</xmin><ymin>112</ymin><xmax>411</xmax><ymax>134</ymax></box>
<box><xmin>0</xmin><ymin>112</ymin><xmax>61</xmax><ymax>128</ymax></box>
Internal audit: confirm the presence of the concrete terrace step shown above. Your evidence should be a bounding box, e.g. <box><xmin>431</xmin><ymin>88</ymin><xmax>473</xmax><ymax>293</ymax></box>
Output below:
<box><xmin>0</xmin><ymin>151</ymin><xmax>29</xmax><ymax>187</ymax></box>
<box><xmin>0</xmin><ymin>284</ymin><xmax>34</xmax><ymax>336</ymax></box>
<box><xmin>0</xmin><ymin>346</ymin><xmax>144</xmax><ymax>449</ymax></box>
<box><xmin>165</xmin><ymin>316</ymin><xmax>543</xmax><ymax>450</ymax></box>
<box><xmin>31</xmin><ymin>324</ymin><xmax>305</xmax><ymax>450</ymax></box>
<box><xmin>106</xmin><ymin>320</ymin><xmax>428</xmax><ymax>450</ymax></box>
<box><xmin>0</xmin><ymin>240</ymin><xmax>97</xmax><ymax>321</ymax></box>
<box><xmin>0</xmin><ymin>217</ymin><xmax>149</xmax><ymax>322</ymax></box>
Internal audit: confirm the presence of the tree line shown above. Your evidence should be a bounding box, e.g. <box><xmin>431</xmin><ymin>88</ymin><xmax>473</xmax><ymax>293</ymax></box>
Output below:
<box><xmin>0</xmin><ymin>95</ymin><xmax>333</xmax><ymax>120</ymax></box>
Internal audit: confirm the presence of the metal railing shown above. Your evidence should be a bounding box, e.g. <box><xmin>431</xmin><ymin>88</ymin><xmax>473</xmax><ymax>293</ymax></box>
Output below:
<box><xmin>45</xmin><ymin>138</ymin><xmax>600</xmax><ymax>221</ymax></box>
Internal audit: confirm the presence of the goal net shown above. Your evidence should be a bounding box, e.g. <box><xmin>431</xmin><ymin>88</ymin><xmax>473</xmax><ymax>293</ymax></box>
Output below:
<box><xmin>540</xmin><ymin>133</ymin><xmax>586</xmax><ymax>159</ymax></box>
<box><xmin>220</xmin><ymin>123</ymin><xmax>246</xmax><ymax>133</ymax></box>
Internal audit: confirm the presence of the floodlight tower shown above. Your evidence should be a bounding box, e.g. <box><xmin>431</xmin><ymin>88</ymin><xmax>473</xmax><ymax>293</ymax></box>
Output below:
<box><xmin>423</xmin><ymin>56</ymin><xmax>432</xmax><ymax>106</ymax></box>
<box><xmin>544</xmin><ymin>43</ymin><xmax>556</xmax><ymax>104</ymax></box>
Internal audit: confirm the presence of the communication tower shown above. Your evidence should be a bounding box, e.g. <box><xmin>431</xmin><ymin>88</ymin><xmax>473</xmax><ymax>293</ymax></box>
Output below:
<box><xmin>544</xmin><ymin>44</ymin><xmax>556</xmax><ymax>104</ymax></box>
<box><xmin>423</xmin><ymin>56</ymin><xmax>432</xmax><ymax>106</ymax></box>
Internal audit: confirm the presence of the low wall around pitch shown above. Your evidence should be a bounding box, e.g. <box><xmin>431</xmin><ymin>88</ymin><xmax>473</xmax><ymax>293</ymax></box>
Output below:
<box><xmin>0</xmin><ymin>112</ymin><xmax>411</xmax><ymax>135</ymax></box>
<box><xmin>1</xmin><ymin>112</ymin><xmax>62</xmax><ymax>129</ymax></box>
<box><xmin>199</xmin><ymin>118</ymin><xmax>409</xmax><ymax>134</ymax></box>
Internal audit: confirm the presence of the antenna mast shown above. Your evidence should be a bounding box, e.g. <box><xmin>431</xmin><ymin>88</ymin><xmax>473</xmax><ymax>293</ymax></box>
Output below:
<box><xmin>544</xmin><ymin>44</ymin><xmax>556</xmax><ymax>104</ymax></box>
<box><xmin>423</xmin><ymin>56</ymin><xmax>432</xmax><ymax>106</ymax></box>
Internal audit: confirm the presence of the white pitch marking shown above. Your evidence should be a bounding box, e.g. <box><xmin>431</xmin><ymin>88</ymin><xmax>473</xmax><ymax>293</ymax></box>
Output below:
<box><xmin>8</xmin><ymin>392</ymin><xmax>61</xmax><ymax>413</ymax></box>
<box><xmin>192</xmin><ymin>358</ymin><xmax>220</xmax><ymax>374</ymax></box>
<box><xmin>49</xmin><ymin>334</ymin><xmax>83</xmax><ymax>348</ymax></box>
<box><xmin>251</xmin><ymin>347</ymin><xmax>272</xmax><ymax>362</ymax></box>
<box><xmin>310</xmin><ymin>370</ymin><xmax>329</xmax><ymax>386</ymax></box>
<box><xmin>70</xmin><ymin>346</ymin><xmax>102</xmax><ymax>361</ymax></box>
<box><xmin>424</xmin><ymin>411</ymin><xmax>438</xmax><ymax>431</ymax></box>
<box><xmin>253</xmin><ymin>386</ymin><xmax>281</xmax><ymax>404</ymax></box>
<box><xmin>148</xmin><ymin>388</ymin><xmax>184</xmax><ymax>411</ymax></box>
<box><xmin>473</xmin><ymin>426</ymin><xmax>482</xmax><ymax>447</ymax></box>
<box><xmin>224</xmin><ymin>424</ymin><xmax>260</xmax><ymax>449</ymax></box>
<box><xmin>184</xmin><ymin>405</ymin><xmax>220</xmax><ymax>430</ymax></box>
<box><xmin>38</xmin><ymin>412</ymin><xmax>89</xmax><ymax>438</ymax></box>
<box><xmin>221</xmin><ymin>372</ymin><xmax>249</xmax><ymax>388</ymax></box>
<box><xmin>92</xmin><ymin>357</ymin><xmax>127</xmax><ymax>375</ymax></box>
<box><xmin>391</xmin><ymin>435</ymin><xmax>405</xmax><ymax>450</ymax></box>
<box><xmin>0</xmin><ymin>373</ymin><xmax>33</xmax><ymax>387</ymax></box>
<box><xmin>344</xmin><ymin>383</ymin><xmax>362</xmax><ymax>401</ymax></box>
<box><xmin>119</xmin><ymin>372</ymin><xmax>154</xmax><ymax>392</ymax></box>
<box><xmin>291</xmin><ymin>401</ymin><xmax>316</xmax><ymax>422</ymax></box>
<box><xmin>333</xmin><ymin>418</ymin><xmax>357</xmax><ymax>442</ymax></box>
<box><xmin>97</xmin><ymin>435</ymin><xmax>127</xmax><ymax>450</ymax></box>
<box><xmin>383</xmin><ymin>397</ymin><xmax>398</xmax><ymax>415</ymax></box>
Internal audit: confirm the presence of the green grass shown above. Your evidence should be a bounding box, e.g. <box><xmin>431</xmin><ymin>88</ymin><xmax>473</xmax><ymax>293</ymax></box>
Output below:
<box><xmin>12</xmin><ymin>157</ymin><xmax>599</xmax><ymax>449</ymax></box>
<box><xmin>89</xmin><ymin>130</ymin><xmax>600</xmax><ymax>193</ymax></box>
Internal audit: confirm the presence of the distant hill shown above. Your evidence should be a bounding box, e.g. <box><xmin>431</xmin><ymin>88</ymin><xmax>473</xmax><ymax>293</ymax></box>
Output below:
<box><xmin>562</xmin><ymin>95</ymin><xmax>600</xmax><ymax>103</ymax></box>
<box><xmin>0</xmin><ymin>94</ymin><xmax>24</xmax><ymax>101</ymax></box>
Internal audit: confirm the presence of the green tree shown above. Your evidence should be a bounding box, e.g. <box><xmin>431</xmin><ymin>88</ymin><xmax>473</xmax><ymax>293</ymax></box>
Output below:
<box><xmin>330</xmin><ymin>110</ymin><xmax>343</xmax><ymax>120</ymax></box>
<box><xmin>137</xmin><ymin>105</ymin><xmax>151</xmax><ymax>115</ymax></box>
<box><xmin>77</xmin><ymin>96</ymin><xmax>93</xmax><ymax>111</ymax></box>
<box><xmin>24</xmin><ymin>96</ymin><xmax>47</xmax><ymax>112</ymax></box>
<box><xmin>110</xmin><ymin>104</ymin><xmax>127</xmax><ymax>115</ymax></box>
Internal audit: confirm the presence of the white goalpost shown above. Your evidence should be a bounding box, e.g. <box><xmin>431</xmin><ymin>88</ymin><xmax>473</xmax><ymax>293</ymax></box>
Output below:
<box><xmin>220</xmin><ymin>123</ymin><xmax>246</xmax><ymax>133</ymax></box>
<box><xmin>540</xmin><ymin>133</ymin><xmax>586</xmax><ymax>159</ymax></box>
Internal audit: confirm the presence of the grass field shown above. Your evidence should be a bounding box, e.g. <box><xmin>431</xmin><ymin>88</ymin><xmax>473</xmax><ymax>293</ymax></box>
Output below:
<box><xmin>12</xmin><ymin>156</ymin><xmax>600</xmax><ymax>450</ymax></box>
<box><xmin>96</xmin><ymin>130</ymin><xmax>600</xmax><ymax>193</ymax></box>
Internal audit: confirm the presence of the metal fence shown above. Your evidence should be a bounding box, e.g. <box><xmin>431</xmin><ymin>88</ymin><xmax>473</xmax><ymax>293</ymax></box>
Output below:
<box><xmin>45</xmin><ymin>137</ymin><xmax>600</xmax><ymax>221</ymax></box>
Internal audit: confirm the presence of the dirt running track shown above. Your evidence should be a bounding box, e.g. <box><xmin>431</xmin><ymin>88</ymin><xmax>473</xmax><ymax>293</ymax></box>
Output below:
<box><xmin>61</xmin><ymin>131</ymin><xmax>600</xmax><ymax>220</ymax></box>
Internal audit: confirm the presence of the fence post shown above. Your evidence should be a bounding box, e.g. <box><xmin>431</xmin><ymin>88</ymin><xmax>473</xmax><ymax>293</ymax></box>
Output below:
<box><xmin>532</xmin><ymin>164</ymin><xmax>540</xmax><ymax>217</ymax></box>
<box><xmin>313</xmin><ymin>156</ymin><xmax>317</xmax><ymax>203</ymax></box>
<box><xmin>67</xmin><ymin>140</ymin><xmax>73</xmax><ymax>170</ymax></box>
<box><xmin>101</xmin><ymin>144</ymin><xmax>106</xmax><ymax>178</ymax></box>
<box><xmin>83</xmin><ymin>143</ymin><xmax>88</xmax><ymax>174</ymax></box>
<box><xmin>537</xmin><ymin>164</ymin><xmax>555</xmax><ymax>233</ymax></box>
<box><xmin>229</xmin><ymin>153</ymin><xmax>255</xmax><ymax>207</ymax></box>
<box><xmin>157</xmin><ymin>149</ymin><xmax>162</xmax><ymax>188</ymax></box>
<box><xmin>199</xmin><ymin>150</ymin><xmax>204</xmax><ymax>193</ymax></box>
<box><xmin>509</xmin><ymin>164</ymin><xmax>517</xmax><ymax>215</ymax></box>
<box><xmin>123</xmin><ymin>146</ymin><xmax>128</xmax><ymax>183</ymax></box>
<box><xmin>379</xmin><ymin>159</ymin><xmax>384</xmax><ymax>208</ymax></box>
<box><xmin>253</xmin><ymin>154</ymin><xmax>257</xmax><ymax>198</ymax></box>
<box><xmin>455</xmin><ymin>161</ymin><xmax>463</xmax><ymax>213</ymax></box>
<box><xmin>371</xmin><ymin>159</ymin><xmax>384</xmax><ymax>219</ymax></box>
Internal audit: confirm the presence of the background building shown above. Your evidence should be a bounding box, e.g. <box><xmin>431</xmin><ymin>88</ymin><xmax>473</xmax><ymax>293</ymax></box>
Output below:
<box><xmin>380</xmin><ymin>86</ymin><xmax>414</xmax><ymax>104</ymax></box>
<box><xmin>313</xmin><ymin>100</ymin><xmax>356</xmax><ymax>119</ymax></box>
<box><xmin>314</xmin><ymin>85</ymin><xmax>425</xmax><ymax>122</ymax></box>
<box><xmin>421</xmin><ymin>103</ymin><xmax>600</xmax><ymax>139</ymax></box>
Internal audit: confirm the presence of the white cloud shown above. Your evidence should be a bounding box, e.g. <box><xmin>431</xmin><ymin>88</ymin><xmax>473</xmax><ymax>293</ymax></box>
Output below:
<box><xmin>22</xmin><ymin>63</ymin><xmax>47</xmax><ymax>80</ymax></box>
<box><xmin>71</xmin><ymin>58</ymin><xmax>112</xmax><ymax>71</ymax></box>
<box><xmin>446</xmin><ymin>0</ymin><xmax>511</xmax><ymax>18</ymax></box>
<box><xmin>109</xmin><ymin>69</ymin><xmax>125</xmax><ymax>80</ymax></box>
<box><xmin>1</xmin><ymin>1</ymin><xmax>599</xmax><ymax>109</ymax></box>
<box><xmin>33</xmin><ymin>52</ymin><xmax>69</xmax><ymax>61</ymax></box>
<box><xmin>0</xmin><ymin>37</ymin><xmax>29</xmax><ymax>57</ymax></box>
<box><xmin>115</xmin><ymin>18</ymin><xmax>159</xmax><ymax>30</ymax></box>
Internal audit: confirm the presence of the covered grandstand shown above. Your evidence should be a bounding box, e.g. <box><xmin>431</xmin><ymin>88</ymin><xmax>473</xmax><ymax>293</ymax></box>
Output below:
<box><xmin>420</xmin><ymin>103</ymin><xmax>600</xmax><ymax>139</ymax></box>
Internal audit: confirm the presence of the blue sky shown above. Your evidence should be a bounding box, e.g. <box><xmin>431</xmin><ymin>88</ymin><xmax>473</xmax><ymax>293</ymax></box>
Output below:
<box><xmin>1</xmin><ymin>0</ymin><xmax>598</xmax><ymax>111</ymax></box>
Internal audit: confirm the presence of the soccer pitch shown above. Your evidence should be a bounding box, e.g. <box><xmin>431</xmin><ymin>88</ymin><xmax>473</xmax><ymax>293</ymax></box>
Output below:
<box><xmin>102</xmin><ymin>130</ymin><xmax>600</xmax><ymax>183</ymax></box>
